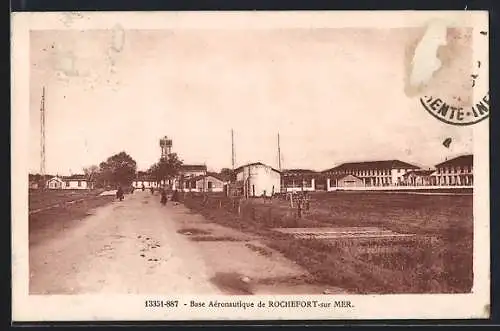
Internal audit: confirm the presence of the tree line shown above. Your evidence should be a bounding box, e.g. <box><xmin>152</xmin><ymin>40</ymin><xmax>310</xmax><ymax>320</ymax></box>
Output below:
<box><xmin>83</xmin><ymin>151</ymin><xmax>186</xmax><ymax>189</ymax></box>
<box><xmin>32</xmin><ymin>150</ymin><xmax>236</xmax><ymax>189</ymax></box>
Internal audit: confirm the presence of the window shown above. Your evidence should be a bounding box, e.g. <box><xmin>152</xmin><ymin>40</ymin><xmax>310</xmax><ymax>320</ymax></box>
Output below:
<box><xmin>78</xmin><ymin>181</ymin><xmax>82</xmax><ymax>187</ymax></box>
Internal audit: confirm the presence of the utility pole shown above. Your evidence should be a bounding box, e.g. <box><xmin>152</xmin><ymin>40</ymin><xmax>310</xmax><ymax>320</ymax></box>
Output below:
<box><xmin>277</xmin><ymin>132</ymin><xmax>282</xmax><ymax>171</ymax></box>
<box><xmin>231</xmin><ymin>129</ymin><xmax>235</xmax><ymax>171</ymax></box>
<box><xmin>40</xmin><ymin>87</ymin><xmax>46</xmax><ymax>184</ymax></box>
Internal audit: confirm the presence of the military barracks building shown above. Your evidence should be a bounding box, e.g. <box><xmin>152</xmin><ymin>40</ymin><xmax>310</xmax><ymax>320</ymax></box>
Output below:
<box><xmin>279</xmin><ymin>155</ymin><xmax>473</xmax><ymax>191</ymax></box>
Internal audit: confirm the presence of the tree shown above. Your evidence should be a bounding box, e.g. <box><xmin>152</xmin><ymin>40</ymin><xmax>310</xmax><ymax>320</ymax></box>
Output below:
<box><xmin>158</xmin><ymin>153</ymin><xmax>183</xmax><ymax>181</ymax></box>
<box><xmin>98</xmin><ymin>151</ymin><xmax>137</xmax><ymax>187</ymax></box>
<box><xmin>83</xmin><ymin>164</ymin><xmax>100</xmax><ymax>189</ymax></box>
<box><xmin>147</xmin><ymin>162</ymin><xmax>160</xmax><ymax>184</ymax></box>
<box><xmin>83</xmin><ymin>165</ymin><xmax>99</xmax><ymax>181</ymax></box>
<box><xmin>147</xmin><ymin>153</ymin><xmax>183</xmax><ymax>188</ymax></box>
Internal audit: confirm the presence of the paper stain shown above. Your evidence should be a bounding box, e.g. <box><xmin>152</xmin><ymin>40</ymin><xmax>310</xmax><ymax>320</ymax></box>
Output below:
<box><xmin>409</xmin><ymin>20</ymin><xmax>447</xmax><ymax>89</ymax></box>
<box><xmin>53</xmin><ymin>51</ymin><xmax>80</xmax><ymax>82</ymax></box>
<box><xmin>59</xmin><ymin>12</ymin><xmax>84</xmax><ymax>27</ymax></box>
<box><xmin>107</xmin><ymin>24</ymin><xmax>126</xmax><ymax>75</ymax></box>
<box><xmin>111</xmin><ymin>24</ymin><xmax>125</xmax><ymax>53</ymax></box>
<box><xmin>404</xmin><ymin>20</ymin><xmax>473</xmax><ymax>108</ymax></box>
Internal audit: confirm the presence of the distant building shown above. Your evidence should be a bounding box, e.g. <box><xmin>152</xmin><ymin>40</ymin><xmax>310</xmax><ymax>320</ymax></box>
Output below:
<box><xmin>132</xmin><ymin>172</ymin><xmax>159</xmax><ymax>189</ymax></box>
<box><xmin>180</xmin><ymin>164</ymin><xmax>207</xmax><ymax>179</ymax></box>
<box><xmin>171</xmin><ymin>164</ymin><xmax>208</xmax><ymax>190</ymax></box>
<box><xmin>46</xmin><ymin>174</ymin><xmax>93</xmax><ymax>190</ymax></box>
<box><xmin>323</xmin><ymin>160</ymin><xmax>420</xmax><ymax>187</ymax></box>
<box><xmin>402</xmin><ymin>169</ymin><xmax>436</xmax><ymax>186</ymax></box>
<box><xmin>46</xmin><ymin>177</ymin><xmax>64</xmax><ymax>189</ymax></box>
<box><xmin>433</xmin><ymin>154</ymin><xmax>473</xmax><ymax>186</ymax></box>
<box><xmin>281</xmin><ymin>169</ymin><xmax>318</xmax><ymax>192</ymax></box>
<box><xmin>328</xmin><ymin>174</ymin><xmax>365</xmax><ymax>190</ymax></box>
<box><xmin>183</xmin><ymin>172</ymin><xmax>226</xmax><ymax>192</ymax></box>
<box><xmin>63</xmin><ymin>174</ymin><xmax>93</xmax><ymax>189</ymax></box>
<box><xmin>234</xmin><ymin>162</ymin><xmax>281</xmax><ymax>197</ymax></box>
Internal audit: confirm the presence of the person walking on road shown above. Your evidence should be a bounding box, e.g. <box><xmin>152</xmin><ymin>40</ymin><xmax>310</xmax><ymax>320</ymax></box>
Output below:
<box><xmin>160</xmin><ymin>186</ymin><xmax>168</xmax><ymax>206</ymax></box>
<box><xmin>116</xmin><ymin>186</ymin><xmax>124</xmax><ymax>201</ymax></box>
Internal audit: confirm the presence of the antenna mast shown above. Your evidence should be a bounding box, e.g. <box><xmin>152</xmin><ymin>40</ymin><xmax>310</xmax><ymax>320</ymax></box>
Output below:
<box><xmin>231</xmin><ymin>129</ymin><xmax>235</xmax><ymax>170</ymax></box>
<box><xmin>277</xmin><ymin>132</ymin><xmax>282</xmax><ymax>171</ymax></box>
<box><xmin>40</xmin><ymin>87</ymin><xmax>46</xmax><ymax>179</ymax></box>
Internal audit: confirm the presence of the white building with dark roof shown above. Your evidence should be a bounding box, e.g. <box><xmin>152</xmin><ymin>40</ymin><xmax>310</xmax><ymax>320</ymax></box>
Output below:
<box><xmin>234</xmin><ymin>162</ymin><xmax>281</xmax><ymax>197</ymax></box>
<box><xmin>281</xmin><ymin>169</ymin><xmax>318</xmax><ymax>192</ymax></box>
<box><xmin>46</xmin><ymin>174</ymin><xmax>93</xmax><ymax>190</ymax></box>
<box><xmin>323</xmin><ymin>160</ymin><xmax>421</xmax><ymax>187</ymax></box>
<box><xmin>433</xmin><ymin>154</ymin><xmax>473</xmax><ymax>186</ymax></box>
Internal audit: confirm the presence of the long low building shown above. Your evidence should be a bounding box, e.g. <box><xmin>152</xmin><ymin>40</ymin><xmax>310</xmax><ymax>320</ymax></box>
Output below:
<box><xmin>181</xmin><ymin>172</ymin><xmax>227</xmax><ymax>192</ymax></box>
<box><xmin>46</xmin><ymin>174</ymin><xmax>94</xmax><ymax>190</ymax></box>
<box><xmin>432</xmin><ymin>154</ymin><xmax>473</xmax><ymax>186</ymax></box>
<box><xmin>281</xmin><ymin>169</ymin><xmax>318</xmax><ymax>192</ymax></box>
<box><xmin>322</xmin><ymin>159</ymin><xmax>421</xmax><ymax>189</ymax></box>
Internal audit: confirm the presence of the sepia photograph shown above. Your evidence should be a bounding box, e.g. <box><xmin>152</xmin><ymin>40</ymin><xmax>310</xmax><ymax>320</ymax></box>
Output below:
<box><xmin>12</xmin><ymin>11</ymin><xmax>489</xmax><ymax>321</ymax></box>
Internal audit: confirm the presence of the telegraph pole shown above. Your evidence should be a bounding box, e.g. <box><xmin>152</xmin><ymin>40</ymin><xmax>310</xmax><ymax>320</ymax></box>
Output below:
<box><xmin>231</xmin><ymin>129</ymin><xmax>235</xmax><ymax>171</ymax></box>
<box><xmin>277</xmin><ymin>132</ymin><xmax>282</xmax><ymax>171</ymax></box>
<box><xmin>40</xmin><ymin>87</ymin><xmax>46</xmax><ymax>186</ymax></box>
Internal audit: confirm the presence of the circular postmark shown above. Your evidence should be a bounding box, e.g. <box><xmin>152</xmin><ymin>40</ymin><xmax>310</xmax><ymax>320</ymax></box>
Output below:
<box><xmin>412</xmin><ymin>23</ymin><xmax>489</xmax><ymax>126</ymax></box>
<box><xmin>420</xmin><ymin>92</ymin><xmax>489</xmax><ymax>126</ymax></box>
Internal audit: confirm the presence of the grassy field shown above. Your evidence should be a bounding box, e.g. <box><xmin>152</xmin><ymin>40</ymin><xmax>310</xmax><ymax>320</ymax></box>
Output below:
<box><xmin>29</xmin><ymin>189</ymin><xmax>106</xmax><ymax>211</ymax></box>
<box><xmin>29</xmin><ymin>191</ymin><xmax>114</xmax><ymax>247</ymax></box>
<box><xmin>180</xmin><ymin>191</ymin><xmax>473</xmax><ymax>294</ymax></box>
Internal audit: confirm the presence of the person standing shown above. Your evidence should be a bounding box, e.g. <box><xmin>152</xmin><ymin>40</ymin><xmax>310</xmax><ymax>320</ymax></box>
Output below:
<box><xmin>160</xmin><ymin>186</ymin><xmax>167</xmax><ymax>205</ymax></box>
<box><xmin>116</xmin><ymin>186</ymin><xmax>124</xmax><ymax>201</ymax></box>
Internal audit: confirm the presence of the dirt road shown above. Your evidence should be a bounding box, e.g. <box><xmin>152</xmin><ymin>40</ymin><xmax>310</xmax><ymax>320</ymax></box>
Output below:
<box><xmin>29</xmin><ymin>191</ymin><xmax>221</xmax><ymax>295</ymax></box>
<box><xmin>30</xmin><ymin>190</ymin><xmax>339</xmax><ymax>295</ymax></box>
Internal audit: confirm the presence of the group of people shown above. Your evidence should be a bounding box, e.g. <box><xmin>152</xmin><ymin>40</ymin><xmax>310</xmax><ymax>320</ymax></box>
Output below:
<box><xmin>115</xmin><ymin>184</ymin><xmax>180</xmax><ymax>206</ymax></box>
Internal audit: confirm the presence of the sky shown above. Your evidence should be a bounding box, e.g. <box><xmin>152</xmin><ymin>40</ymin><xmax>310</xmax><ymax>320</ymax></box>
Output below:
<box><xmin>29</xmin><ymin>28</ymin><xmax>473</xmax><ymax>175</ymax></box>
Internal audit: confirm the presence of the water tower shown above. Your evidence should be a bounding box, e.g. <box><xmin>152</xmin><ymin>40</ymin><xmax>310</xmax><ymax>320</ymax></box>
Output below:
<box><xmin>159</xmin><ymin>136</ymin><xmax>173</xmax><ymax>159</ymax></box>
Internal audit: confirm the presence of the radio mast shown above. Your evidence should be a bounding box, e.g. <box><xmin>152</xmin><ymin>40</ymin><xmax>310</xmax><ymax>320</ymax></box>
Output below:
<box><xmin>40</xmin><ymin>87</ymin><xmax>46</xmax><ymax>180</ymax></box>
<box><xmin>277</xmin><ymin>132</ymin><xmax>282</xmax><ymax>171</ymax></box>
<box><xmin>231</xmin><ymin>129</ymin><xmax>235</xmax><ymax>170</ymax></box>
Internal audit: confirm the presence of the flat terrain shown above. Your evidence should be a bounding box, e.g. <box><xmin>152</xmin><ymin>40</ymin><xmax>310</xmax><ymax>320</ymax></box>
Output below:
<box><xmin>181</xmin><ymin>191</ymin><xmax>473</xmax><ymax>294</ymax></box>
<box><xmin>29</xmin><ymin>189</ymin><xmax>473</xmax><ymax>295</ymax></box>
<box><xmin>29</xmin><ymin>189</ymin><xmax>105</xmax><ymax>211</ymax></box>
<box><xmin>29</xmin><ymin>191</ymin><xmax>328</xmax><ymax>295</ymax></box>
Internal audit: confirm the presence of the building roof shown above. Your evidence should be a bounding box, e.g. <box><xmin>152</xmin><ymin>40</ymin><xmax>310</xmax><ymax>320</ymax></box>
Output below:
<box><xmin>282</xmin><ymin>169</ymin><xmax>317</xmax><ymax>174</ymax></box>
<box><xmin>329</xmin><ymin>173</ymin><xmax>363</xmax><ymax>180</ymax></box>
<box><xmin>234</xmin><ymin>162</ymin><xmax>281</xmax><ymax>174</ymax></box>
<box><xmin>188</xmin><ymin>173</ymin><xmax>225</xmax><ymax>183</ymax></box>
<box><xmin>435</xmin><ymin>154</ymin><xmax>473</xmax><ymax>168</ymax></box>
<box><xmin>323</xmin><ymin>160</ymin><xmax>420</xmax><ymax>173</ymax></box>
<box><xmin>181</xmin><ymin>164</ymin><xmax>207</xmax><ymax>171</ymax></box>
<box><xmin>206</xmin><ymin>172</ymin><xmax>225</xmax><ymax>181</ymax></box>
<box><xmin>47</xmin><ymin>176</ymin><xmax>64</xmax><ymax>182</ymax></box>
<box><xmin>403</xmin><ymin>169</ymin><xmax>436</xmax><ymax>177</ymax></box>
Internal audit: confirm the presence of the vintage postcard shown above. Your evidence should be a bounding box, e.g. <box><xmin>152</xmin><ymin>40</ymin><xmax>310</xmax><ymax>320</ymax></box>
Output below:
<box><xmin>11</xmin><ymin>11</ymin><xmax>490</xmax><ymax>321</ymax></box>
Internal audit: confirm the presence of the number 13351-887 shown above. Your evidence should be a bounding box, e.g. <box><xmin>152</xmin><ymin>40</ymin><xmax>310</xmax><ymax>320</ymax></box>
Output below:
<box><xmin>145</xmin><ymin>300</ymin><xmax>179</xmax><ymax>308</ymax></box>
